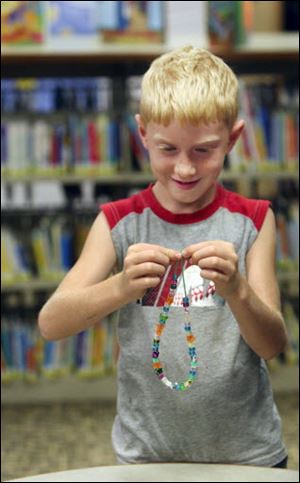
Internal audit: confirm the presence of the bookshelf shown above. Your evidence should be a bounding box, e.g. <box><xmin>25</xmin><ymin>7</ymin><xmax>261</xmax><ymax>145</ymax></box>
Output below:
<box><xmin>1</xmin><ymin>34</ymin><xmax>299</xmax><ymax>402</ymax></box>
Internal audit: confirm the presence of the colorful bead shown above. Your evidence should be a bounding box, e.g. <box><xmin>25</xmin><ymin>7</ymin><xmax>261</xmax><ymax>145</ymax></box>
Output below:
<box><xmin>186</xmin><ymin>334</ymin><xmax>195</xmax><ymax>343</ymax></box>
<box><xmin>182</xmin><ymin>296</ymin><xmax>189</xmax><ymax>307</ymax></box>
<box><xmin>160</xmin><ymin>314</ymin><xmax>168</xmax><ymax>322</ymax></box>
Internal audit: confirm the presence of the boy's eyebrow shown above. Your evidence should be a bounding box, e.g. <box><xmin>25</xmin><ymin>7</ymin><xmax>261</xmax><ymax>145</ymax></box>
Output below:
<box><xmin>195</xmin><ymin>138</ymin><xmax>222</xmax><ymax>146</ymax></box>
<box><xmin>153</xmin><ymin>134</ymin><xmax>222</xmax><ymax>145</ymax></box>
<box><xmin>153</xmin><ymin>134</ymin><xmax>173</xmax><ymax>143</ymax></box>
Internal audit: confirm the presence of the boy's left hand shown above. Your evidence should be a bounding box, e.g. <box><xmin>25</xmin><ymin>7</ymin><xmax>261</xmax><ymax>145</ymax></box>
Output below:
<box><xmin>182</xmin><ymin>241</ymin><xmax>242</xmax><ymax>299</ymax></box>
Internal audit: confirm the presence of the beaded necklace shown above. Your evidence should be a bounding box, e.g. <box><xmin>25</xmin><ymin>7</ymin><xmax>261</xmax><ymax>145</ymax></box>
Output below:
<box><xmin>152</xmin><ymin>259</ymin><xmax>197</xmax><ymax>391</ymax></box>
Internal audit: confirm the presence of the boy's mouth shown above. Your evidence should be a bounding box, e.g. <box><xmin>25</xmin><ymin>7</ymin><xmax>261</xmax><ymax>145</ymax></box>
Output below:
<box><xmin>171</xmin><ymin>178</ymin><xmax>200</xmax><ymax>190</ymax></box>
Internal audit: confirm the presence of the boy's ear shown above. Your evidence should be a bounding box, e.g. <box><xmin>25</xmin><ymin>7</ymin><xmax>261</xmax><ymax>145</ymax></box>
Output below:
<box><xmin>226</xmin><ymin>120</ymin><xmax>245</xmax><ymax>153</ymax></box>
<box><xmin>135</xmin><ymin>114</ymin><xmax>148</xmax><ymax>149</ymax></box>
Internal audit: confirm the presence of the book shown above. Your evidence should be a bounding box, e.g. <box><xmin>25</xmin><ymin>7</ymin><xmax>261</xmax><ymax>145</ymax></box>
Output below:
<box><xmin>208</xmin><ymin>1</ymin><xmax>236</xmax><ymax>48</ymax></box>
<box><xmin>48</xmin><ymin>1</ymin><xmax>99</xmax><ymax>37</ymax></box>
<box><xmin>208</xmin><ymin>1</ymin><xmax>253</xmax><ymax>49</ymax></box>
<box><xmin>100</xmin><ymin>1</ymin><xmax>164</xmax><ymax>44</ymax></box>
<box><xmin>287</xmin><ymin>201</ymin><xmax>299</xmax><ymax>262</ymax></box>
<box><xmin>125</xmin><ymin>114</ymin><xmax>149</xmax><ymax>171</ymax></box>
<box><xmin>1</xmin><ymin>1</ymin><xmax>45</xmax><ymax>45</ymax></box>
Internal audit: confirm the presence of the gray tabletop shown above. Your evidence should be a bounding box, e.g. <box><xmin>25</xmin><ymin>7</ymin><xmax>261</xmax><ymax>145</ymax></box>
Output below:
<box><xmin>6</xmin><ymin>463</ymin><xmax>299</xmax><ymax>482</ymax></box>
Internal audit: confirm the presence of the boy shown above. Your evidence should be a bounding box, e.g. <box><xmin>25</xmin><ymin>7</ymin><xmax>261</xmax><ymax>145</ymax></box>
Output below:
<box><xmin>39</xmin><ymin>46</ymin><xmax>288</xmax><ymax>467</ymax></box>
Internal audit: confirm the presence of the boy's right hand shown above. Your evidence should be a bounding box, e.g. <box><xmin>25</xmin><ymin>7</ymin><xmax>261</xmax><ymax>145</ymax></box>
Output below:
<box><xmin>117</xmin><ymin>243</ymin><xmax>181</xmax><ymax>303</ymax></box>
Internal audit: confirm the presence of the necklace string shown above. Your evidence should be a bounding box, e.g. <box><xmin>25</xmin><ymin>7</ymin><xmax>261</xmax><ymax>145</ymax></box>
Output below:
<box><xmin>180</xmin><ymin>258</ymin><xmax>188</xmax><ymax>299</ymax></box>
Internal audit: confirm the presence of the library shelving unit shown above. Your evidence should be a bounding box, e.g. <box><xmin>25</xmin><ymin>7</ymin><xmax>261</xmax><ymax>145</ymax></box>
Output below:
<box><xmin>1</xmin><ymin>38</ymin><xmax>299</xmax><ymax>403</ymax></box>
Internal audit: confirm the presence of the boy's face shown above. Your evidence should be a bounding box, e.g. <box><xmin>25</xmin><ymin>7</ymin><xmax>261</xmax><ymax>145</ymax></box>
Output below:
<box><xmin>136</xmin><ymin>116</ymin><xmax>244</xmax><ymax>213</ymax></box>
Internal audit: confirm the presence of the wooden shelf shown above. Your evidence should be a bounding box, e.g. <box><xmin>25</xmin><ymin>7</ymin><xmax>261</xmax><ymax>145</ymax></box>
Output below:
<box><xmin>1</xmin><ymin>279</ymin><xmax>62</xmax><ymax>292</ymax></box>
<box><xmin>269</xmin><ymin>365</ymin><xmax>299</xmax><ymax>394</ymax></box>
<box><xmin>214</xmin><ymin>32</ymin><xmax>299</xmax><ymax>61</ymax></box>
<box><xmin>1</xmin><ymin>33</ymin><xmax>298</xmax><ymax>64</ymax></box>
<box><xmin>1</xmin><ymin>46</ymin><xmax>164</xmax><ymax>65</ymax></box>
<box><xmin>1</xmin><ymin>172</ymin><xmax>155</xmax><ymax>185</ymax></box>
<box><xmin>277</xmin><ymin>272</ymin><xmax>300</xmax><ymax>283</ymax></box>
<box><xmin>1</xmin><ymin>170</ymin><xmax>299</xmax><ymax>185</ymax></box>
<box><xmin>1</xmin><ymin>374</ymin><xmax>117</xmax><ymax>405</ymax></box>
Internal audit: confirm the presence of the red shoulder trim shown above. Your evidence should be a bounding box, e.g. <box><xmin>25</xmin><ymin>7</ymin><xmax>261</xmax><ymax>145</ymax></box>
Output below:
<box><xmin>221</xmin><ymin>189</ymin><xmax>271</xmax><ymax>231</ymax></box>
<box><xmin>100</xmin><ymin>190</ymin><xmax>148</xmax><ymax>229</ymax></box>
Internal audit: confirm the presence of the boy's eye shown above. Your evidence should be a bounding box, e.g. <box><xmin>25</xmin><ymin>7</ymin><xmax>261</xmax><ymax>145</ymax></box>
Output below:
<box><xmin>195</xmin><ymin>148</ymin><xmax>209</xmax><ymax>153</ymax></box>
<box><xmin>160</xmin><ymin>146</ymin><xmax>176</xmax><ymax>152</ymax></box>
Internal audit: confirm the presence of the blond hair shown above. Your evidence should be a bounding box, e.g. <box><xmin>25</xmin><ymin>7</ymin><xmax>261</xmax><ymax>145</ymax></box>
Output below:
<box><xmin>140</xmin><ymin>46</ymin><xmax>239</xmax><ymax>129</ymax></box>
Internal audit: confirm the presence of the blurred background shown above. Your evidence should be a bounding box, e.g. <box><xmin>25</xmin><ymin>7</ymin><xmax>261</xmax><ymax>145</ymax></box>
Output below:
<box><xmin>1</xmin><ymin>1</ymin><xmax>299</xmax><ymax>480</ymax></box>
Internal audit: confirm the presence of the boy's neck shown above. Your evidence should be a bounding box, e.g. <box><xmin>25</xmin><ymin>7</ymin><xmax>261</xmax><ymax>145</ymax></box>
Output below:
<box><xmin>152</xmin><ymin>180</ymin><xmax>219</xmax><ymax>215</ymax></box>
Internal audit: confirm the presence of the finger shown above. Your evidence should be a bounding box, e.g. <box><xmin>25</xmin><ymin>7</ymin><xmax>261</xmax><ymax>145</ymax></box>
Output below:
<box><xmin>190</xmin><ymin>246</ymin><xmax>235</xmax><ymax>265</ymax></box>
<box><xmin>198</xmin><ymin>256</ymin><xmax>232</xmax><ymax>275</ymax></box>
<box><xmin>132</xmin><ymin>276</ymin><xmax>162</xmax><ymax>291</ymax></box>
<box><xmin>129</xmin><ymin>243</ymin><xmax>163</xmax><ymax>253</ymax></box>
<box><xmin>126</xmin><ymin>250</ymin><xmax>170</xmax><ymax>268</ymax></box>
<box><xmin>127</xmin><ymin>261</ymin><xmax>167</xmax><ymax>279</ymax></box>
<box><xmin>165</xmin><ymin>248</ymin><xmax>182</xmax><ymax>262</ymax></box>
<box><xmin>200</xmin><ymin>269</ymin><xmax>228</xmax><ymax>283</ymax></box>
<box><xmin>183</xmin><ymin>241</ymin><xmax>234</xmax><ymax>260</ymax></box>
<box><xmin>182</xmin><ymin>241</ymin><xmax>214</xmax><ymax>258</ymax></box>
<box><xmin>129</xmin><ymin>244</ymin><xmax>181</xmax><ymax>263</ymax></box>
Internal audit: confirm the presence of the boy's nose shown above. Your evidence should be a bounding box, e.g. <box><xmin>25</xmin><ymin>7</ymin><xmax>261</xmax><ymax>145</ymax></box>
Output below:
<box><xmin>174</xmin><ymin>160</ymin><xmax>196</xmax><ymax>178</ymax></box>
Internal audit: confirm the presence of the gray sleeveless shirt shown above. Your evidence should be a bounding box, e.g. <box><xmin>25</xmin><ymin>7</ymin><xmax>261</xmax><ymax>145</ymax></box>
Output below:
<box><xmin>101</xmin><ymin>183</ymin><xmax>287</xmax><ymax>466</ymax></box>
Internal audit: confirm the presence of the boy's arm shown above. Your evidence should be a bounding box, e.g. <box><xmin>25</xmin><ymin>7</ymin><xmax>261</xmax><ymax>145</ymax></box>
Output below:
<box><xmin>38</xmin><ymin>212</ymin><xmax>180</xmax><ymax>341</ymax></box>
<box><xmin>226</xmin><ymin>208</ymin><xmax>288</xmax><ymax>359</ymax></box>
<box><xmin>38</xmin><ymin>211</ymin><xmax>121</xmax><ymax>340</ymax></box>
<box><xmin>183</xmin><ymin>209</ymin><xmax>288</xmax><ymax>360</ymax></box>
